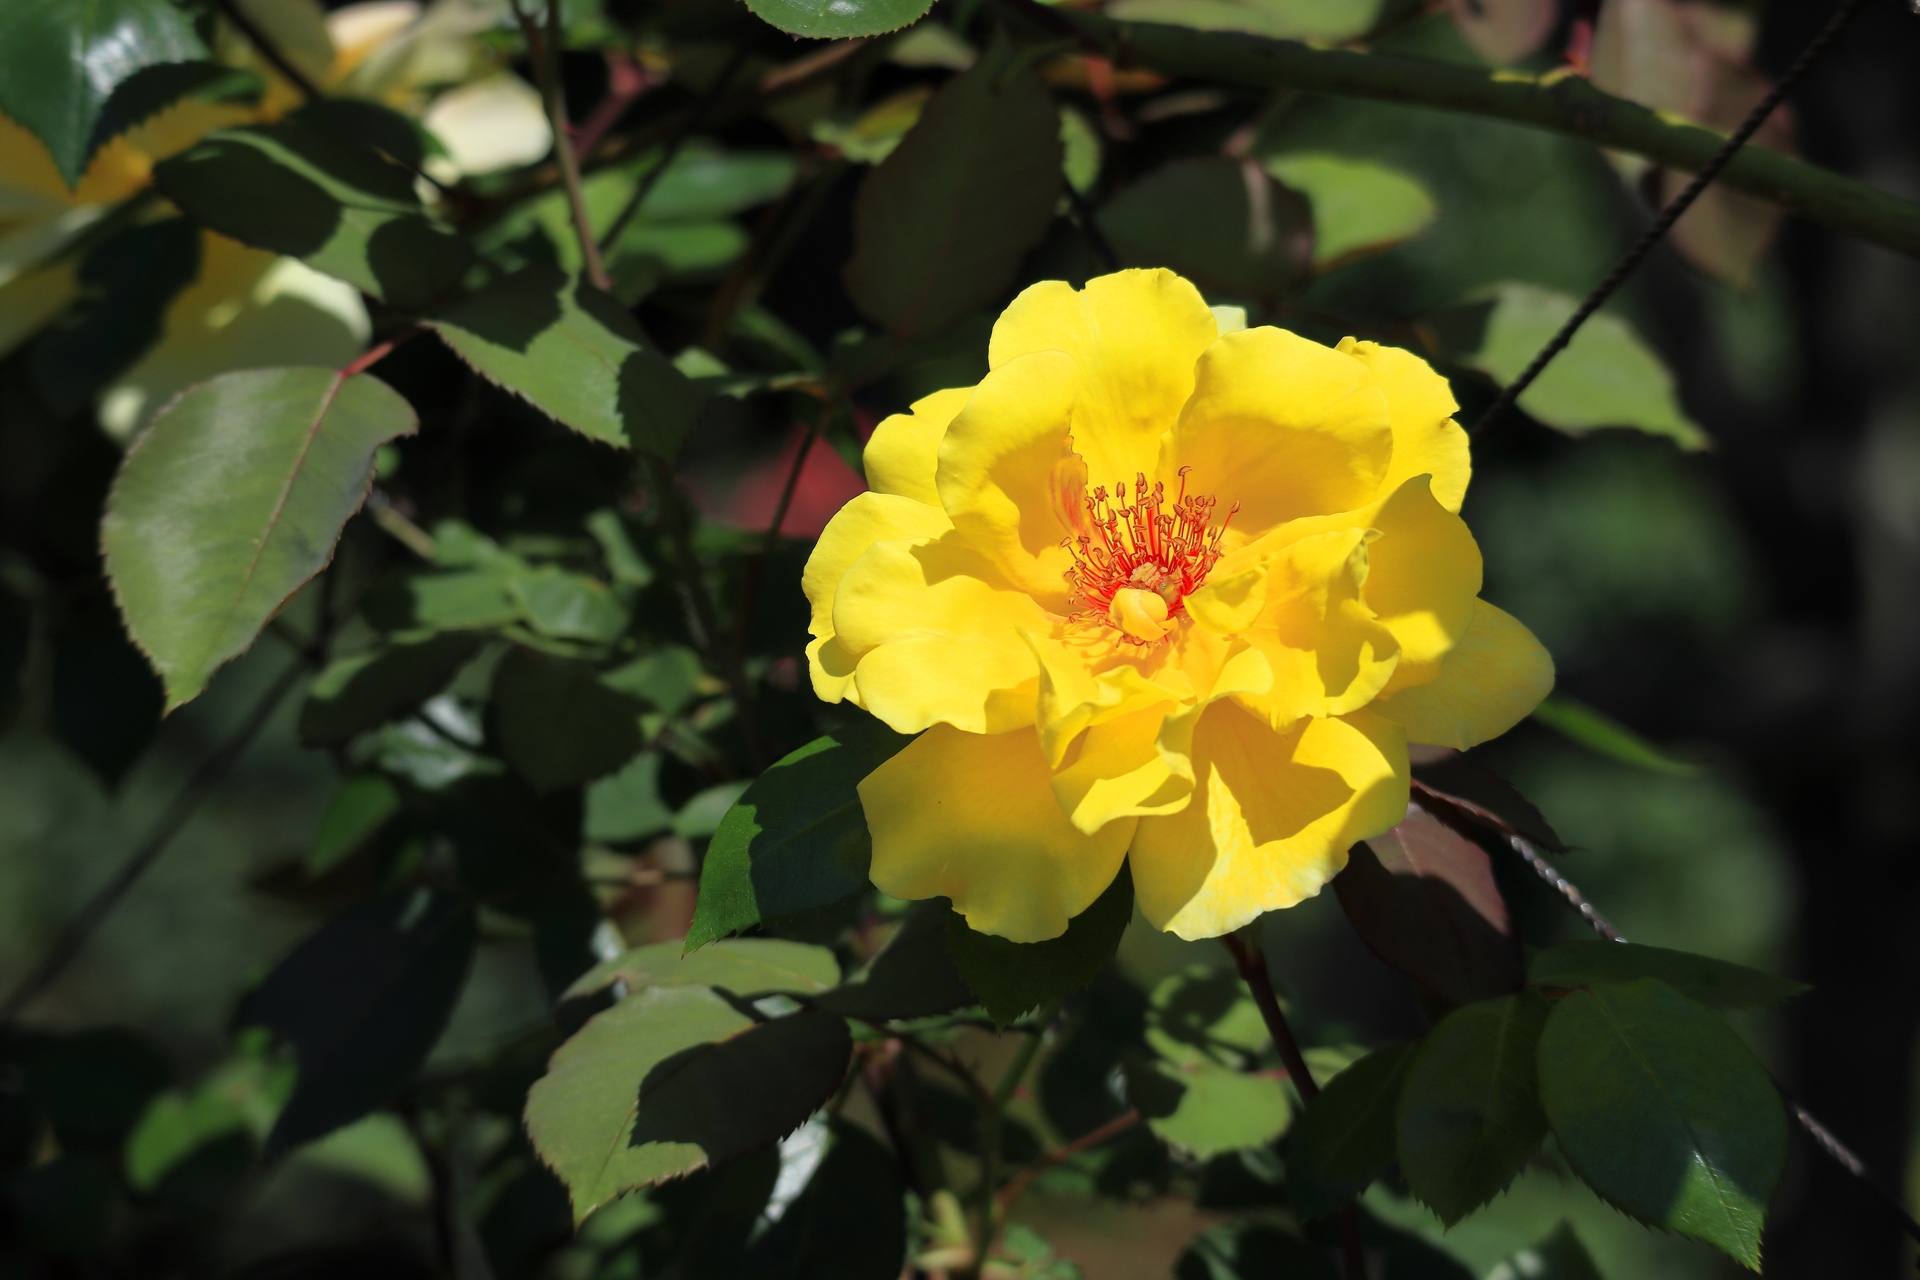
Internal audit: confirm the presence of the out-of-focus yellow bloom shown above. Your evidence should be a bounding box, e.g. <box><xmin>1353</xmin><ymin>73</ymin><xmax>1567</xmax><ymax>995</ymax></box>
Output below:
<box><xmin>805</xmin><ymin>269</ymin><xmax>1554</xmax><ymax>942</ymax></box>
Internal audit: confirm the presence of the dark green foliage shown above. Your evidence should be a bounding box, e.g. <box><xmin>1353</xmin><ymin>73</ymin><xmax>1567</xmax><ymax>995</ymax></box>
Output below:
<box><xmin>1178</xmin><ymin>1222</ymin><xmax>1337</xmax><ymax>1280</ymax></box>
<box><xmin>1528</xmin><ymin>941</ymin><xmax>1808</xmax><ymax>1009</ymax></box>
<box><xmin>155</xmin><ymin>119</ymin><xmax>470</xmax><ymax>307</ymax></box>
<box><xmin>1396</xmin><ymin>992</ymin><xmax>1551</xmax><ymax>1223</ymax></box>
<box><xmin>492</xmin><ymin>646</ymin><xmax>644</xmax><ymax>792</ymax></box>
<box><xmin>1099</xmin><ymin>157</ymin><xmax>1315</xmax><ymax>301</ymax></box>
<box><xmin>299</xmin><ymin>633</ymin><xmax>482</xmax><ymax>746</ymax></box>
<box><xmin>50</xmin><ymin>590</ymin><xmax>163</xmax><ymax>785</ymax></box>
<box><xmin>34</xmin><ymin>217</ymin><xmax>201</xmax><ymax>414</ymax></box>
<box><xmin>1537</xmin><ymin>979</ymin><xmax>1787</xmax><ymax>1267</ymax></box>
<box><xmin>814</xmin><ymin>902</ymin><xmax>976</xmax><ymax>1021</ymax></box>
<box><xmin>13</xmin><ymin>1028</ymin><xmax>172</xmax><ymax>1150</ymax></box>
<box><xmin>240</xmin><ymin>891</ymin><xmax>477</xmax><ymax>1156</ymax></box>
<box><xmin>943</xmin><ymin>862</ymin><xmax>1134</xmax><ymax>1025</ymax></box>
<box><xmin>688</xmin><ymin>717</ymin><xmax>912</xmax><ymax>947</ymax></box>
<box><xmin>737</xmin><ymin>1121</ymin><xmax>907</xmax><ymax>1279</ymax></box>
<box><xmin>1286</xmin><ymin>1042</ymin><xmax>1418</xmax><ymax>1219</ymax></box>
<box><xmin>843</xmin><ymin>40</ymin><xmax>1064</xmax><ymax>341</ymax></box>
<box><xmin>628</xmin><ymin>1010</ymin><xmax>851</xmax><ymax>1159</ymax></box>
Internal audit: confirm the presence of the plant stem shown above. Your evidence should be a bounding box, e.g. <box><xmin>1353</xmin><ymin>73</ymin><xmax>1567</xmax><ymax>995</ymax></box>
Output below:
<box><xmin>1223</xmin><ymin>932</ymin><xmax>1368</xmax><ymax>1280</ymax></box>
<box><xmin>995</xmin><ymin>1108</ymin><xmax>1141</xmax><ymax>1216</ymax></box>
<box><xmin>515</xmin><ymin>0</ymin><xmax>609</xmax><ymax>290</ymax></box>
<box><xmin>598</xmin><ymin>45</ymin><xmax>754</xmax><ymax>255</ymax></box>
<box><xmin>217</xmin><ymin>0</ymin><xmax>324</xmax><ymax>100</ymax></box>
<box><xmin>1012</xmin><ymin>1</ymin><xmax>1920</xmax><ymax>262</ymax></box>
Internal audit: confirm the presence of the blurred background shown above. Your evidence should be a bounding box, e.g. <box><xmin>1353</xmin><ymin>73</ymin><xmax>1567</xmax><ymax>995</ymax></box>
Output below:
<box><xmin>2</xmin><ymin>0</ymin><xmax>1918</xmax><ymax>1275</ymax></box>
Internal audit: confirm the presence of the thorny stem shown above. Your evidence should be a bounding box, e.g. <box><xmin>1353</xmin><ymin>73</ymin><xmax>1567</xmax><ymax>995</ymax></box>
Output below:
<box><xmin>515</xmin><ymin>0</ymin><xmax>610</xmax><ymax>290</ymax></box>
<box><xmin>994</xmin><ymin>1108</ymin><xmax>1142</xmax><ymax>1217</ymax></box>
<box><xmin>1009</xmin><ymin>0</ymin><xmax>1920</xmax><ymax>262</ymax></box>
<box><xmin>1223</xmin><ymin>932</ymin><xmax>1368</xmax><ymax>1280</ymax></box>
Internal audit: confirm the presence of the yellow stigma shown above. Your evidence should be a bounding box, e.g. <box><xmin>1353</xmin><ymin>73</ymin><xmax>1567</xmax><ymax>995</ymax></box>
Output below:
<box><xmin>1108</xmin><ymin>587</ymin><xmax>1171</xmax><ymax>641</ymax></box>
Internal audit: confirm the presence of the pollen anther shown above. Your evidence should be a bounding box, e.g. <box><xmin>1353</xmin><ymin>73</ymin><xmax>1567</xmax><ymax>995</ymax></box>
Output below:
<box><xmin>1061</xmin><ymin>468</ymin><xmax>1238</xmax><ymax>642</ymax></box>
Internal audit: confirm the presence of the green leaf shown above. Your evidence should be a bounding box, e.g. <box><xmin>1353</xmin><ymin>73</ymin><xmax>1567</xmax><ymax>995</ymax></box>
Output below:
<box><xmin>1098</xmin><ymin>156</ymin><xmax>1314</xmax><ymax>301</ymax></box>
<box><xmin>1410</xmin><ymin>753</ymin><xmax>1566</xmax><ymax>852</ymax></box>
<box><xmin>493</xmin><ymin>647</ymin><xmax>644</xmax><ymax>793</ymax></box>
<box><xmin>307</xmin><ymin>773</ymin><xmax>402</xmax><ymax>876</ymax></box>
<box><xmin>1145</xmin><ymin>967</ymin><xmax>1272</xmax><ymax>1068</ymax></box>
<box><xmin>1458</xmin><ymin>282</ymin><xmax>1709</xmax><ymax>450</ymax></box>
<box><xmin>240</xmin><ymin>890</ymin><xmax>476</xmax><ymax>1157</ymax></box>
<box><xmin>1336</xmin><ymin>804</ymin><xmax>1521</xmax><ymax>1007</ymax></box>
<box><xmin>1286</xmin><ymin>1041</ymin><xmax>1418</xmax><ymax>1219</ymax></box>
<box><xmin>1108</xmin><ymin>0</ymin><xmax>1381</xmax><ymax>43</ymax></box>
<box><xmin>627</xmin><ymin>1008</ymin><xmax>852</xmax><ymax>1168</ymax></box>
<box><xmin>124</xmin><ymin>1053</ymin><xmax>290</xmax><ymax>1193</ymax></box>
<box><xmin>1396</xmin><ymin>991</ymin><xmax>1551</xmax><ymax>1224</ymax></box>
<box><xmin>1488</xmin><ymin>1223</ymin><xmax>1604</xmax><ymax>1280</ymax></box>
<box><xmin>1263</xmin><ymin>152</ymin><xmax>1437</xmax><ymax>269</ymax></box>
<box><xmin>1537</xmin><ymin>979</ymin><xmax>1787</xmax><ymax>1268</ymax></box>
<box><xmin>430</xmin><ymin>265</ymin><xmax>702</xmax><ymax>456</ymax></box>
<box><xmin>155</xmin><ymin>120</ymin><xmax>471</xmax><ymax>309</ymax></box>
<box><xmin>512</xmin><ymin>567</ymin><xmax>630</xmax><ymax>643</ymax></box>
<box><xmin>744</xmin><ymin>0</ymin><xmax>934</xmax><ymax>39</ymax></box>
<box><xmin>524</xmin><ymin>984</ymin><xmax>754</xmax><ymax>1223</ymax></box>
<box><xmin>0</xmin><ymin>0</ymin><xmax>205</xmax><ymax>184</ymax></box>
<box><xmin>814</xmin><ymin>901</ymin><xmax>976</xmax><ymax>1021</ymax></box>
<box><xmin>1530</xmin><ymin>693</ymin><xmax>1702</xmax><ymax>776</ymax></box>
<box><xmin>843</xmin><ymin>41</ymin><xmax>1063</xmax><ymax>342</ymax></box>
<box><xmin>674</xmin><ymin>781</ymin><xmax>751</xmax><ymax>839</ymax></box>
<box><xmin>298</xmin><ymin>633</ymin><xmax>482</xmax><ymax>747</ymax></box>
<box><xmin>564</xmin><ymin>937</ymin><xmax>841</xmax><ymax>1003</ymax></box>
<box><xmin>102</xmin><ymin>367</ymin><xmax>418</xmax><ymax>710</ymax></box>
<box><xmin>585</xmin><ymin>752</ymin><xmax>674</xmax><ymax>843</ymax></box>
<box><xmin>1141</xmin><ymin>1058</ymin><xmax>1292</xmax><ymax>1160</ymax></box>
<box><xmin>33</xmin><ymin>217</ymin><xmax>201</xmax><ymax>415</ymax></box>
<box><xmin>688</xmin><ymin>718</ymin><xmax>912</xmax><ymax>948</ymax></box>
<box><xmin>944</xmin><ymin>863</ymin><xmax>1133</xmax><ymax>1025</ymax></box>
<box><xmin>1528</xmin><ymin>941</ymin><xmax>1808</xmax><ymax>1009</ymax></box>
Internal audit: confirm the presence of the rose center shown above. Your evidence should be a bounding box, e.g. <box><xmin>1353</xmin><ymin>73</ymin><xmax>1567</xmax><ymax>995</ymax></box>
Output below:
<box><xmin>1062</xmin><ymin>468</ymin><xmax>1238</xmax><ymax>643</ymax></box>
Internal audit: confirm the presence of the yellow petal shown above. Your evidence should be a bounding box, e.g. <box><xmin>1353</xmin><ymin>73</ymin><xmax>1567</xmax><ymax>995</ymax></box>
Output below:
<box><xmin>989</xmin><ymin>269</ymin><xmax>1217</xmax><ymax>487</ymax></box>
<box><xmin>1340</xmin><ymin>337</ymin><xmax>1471</xmax><ymax>513</ymax></box>
<box><xmin>860</xmin><ymin>724</ymin><xmax>1135</xmax><ymax>942</ymax></box>
<box><xmin>803</xmin><ymin>492</ymin><xmax>953</xmax><ymax>703</ymax></box>
<box><xmin>1163</xmin><ymin>327</ymin><xmax>1393</xmax><ymax>542</ymax></box>
<box><xmin>1361</xmin><ymin>475</ymin><xmax>1481</xmax><ymax>694</ymax></box>
<box><xmin>864</xmin><ymin>386</ymin><xmax>972</xmax><ymax>507</ymax></box>
<box><xmin>1371</xmin><ymin>600</ymin><xmax>1554</xmax><ymax>750</ymax></box>
<box><xmin>834</xmin><ymin>534</ymin><xmax>1050</xmax><ymax>734</ymax></box>
<box><xmin>1234</xmin><ymin>528</ymin><xmax>1401</xmax><ymax>726</ymax></box>
<box><xmin>1110</xmin><ymin>588</ymin><xmax>1170</xmax><ymax>641</ymax></box>
<box><xmin>1051</xmin><ymin>704</ymin><xmax>1194</xmax><ymax>834</ymax></box>
<box><xmin>1130</xmin><ymin>703</ymin><xmax>1408</xmax><ymax>940</ymax></box>
<box><xmin>1026</xmin><ymin>634</ymin><xmax>1179</xmax><ymax>767</ymax></box>
<box><xmin>936</xmin><ymin>349</ymin><xmax>1082</xmax><ymax>610</ymax></box>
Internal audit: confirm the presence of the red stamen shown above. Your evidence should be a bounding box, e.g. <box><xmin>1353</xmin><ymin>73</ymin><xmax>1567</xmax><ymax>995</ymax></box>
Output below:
<box><xmin>1059</xmin><ymin>471</ymin><xmax>1237</xmax><ymax>643</ymax></box>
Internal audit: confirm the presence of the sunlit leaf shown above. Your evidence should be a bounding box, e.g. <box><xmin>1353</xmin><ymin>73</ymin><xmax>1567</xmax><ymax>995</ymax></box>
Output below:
<box><xmin>1458</xmin><ymin>282</ymin><xmax>1710</xmax><ymax>450</ymax></box>
<box><xmin>1264</xmin><ymin>152</ymin><xmax>1436</xmax><ymax>269</ymax></box>
<box><xmin>0</xmin><ymin>0</ymin><xmax>204</xmax><ymax>184</ymax></box>
<box><xmin>1538</xmin><ymin>979</ymin><xmax>1787</xmax><ymax>1267</ymax></box>
<box><xmin>1107</xmin><ymin>0</ymin><xmax>1381</xmax><ymax>43</ymax></box>
<box><xmin>103</xmin><ymin>366</ymin><xmax>417</xmax><ymax>709</ymax></box>
<box><xmin>565</xmin><ymin>937</ymin><xmax>841</xmax><ymax>1003</ymax></box>
<box><xmin>431</xmin><ymin>265</ymin><xmax>702</xmax><ymax>456</ymax></box>
<box><xmin>744</xmin><ymin>0</ymin><xmax>934</xmax><ymax>39</ymax></box>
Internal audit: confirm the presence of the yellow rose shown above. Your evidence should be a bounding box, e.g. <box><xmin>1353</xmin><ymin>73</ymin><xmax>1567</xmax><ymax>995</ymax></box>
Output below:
<box><xmin>804</xmin><ymin>269</ymin><xmax>1554</xmax><ymax>943</ymax></box>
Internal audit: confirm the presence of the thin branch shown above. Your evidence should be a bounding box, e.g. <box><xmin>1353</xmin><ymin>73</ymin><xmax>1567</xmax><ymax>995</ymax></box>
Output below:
<box><xmin>1472</xmin><ymin>0</ymin><xmax>1869</xmax><ymax>433</ymax></box>
<box><xmin>1</xmin><ymin>654</ymin><xmax>308</xmax><ymax>1024</ymax></box>
<box><xmin>1223</xmin><ymin>933</ymin><xmax>1366</xmax><ymax>1280</ymax></box>
<box><xmin>598</xmin><ymin>45</ymin><xmax>754</xmax><ymax>255</ymax></box>
<box><xmin>1014</xmin><ymin>0</ymin><xmax>1920</xmax><ymax>262</ymax></box>
<box><xmin>1507</xmin><ymin>835</ymin><xmax>1623</xmax><ymax>941</ymax></box>
<box><xmin>365</xmin><ymin>487</ymin><xmax>437</xmax><ymax>559</ymax></box>
<box><xmin>995</xmin><ymin>1109</ymin><xmax>1140</xmax><ymax>1216</ymax></box>
<box><xmin>514</xmin><ymin>0</ymin><xmax>609</xmax><ymax>290</ymax></box>
<box><xmin>217</xmin><ymin>0</ymin><xmax>324</xmax><ymax>101</ymax></box>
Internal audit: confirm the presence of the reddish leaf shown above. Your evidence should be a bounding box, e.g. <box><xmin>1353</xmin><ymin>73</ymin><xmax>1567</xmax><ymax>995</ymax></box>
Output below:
<box><xmin>1410</xmin><ymin>753</ymin><xmax>1565</xmax><ymax>852</ymax></box>
<box><xmin>1335</xmin><ymin>803</ymin><xmax>1522</xmax><ymax>1007</ymax></box>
